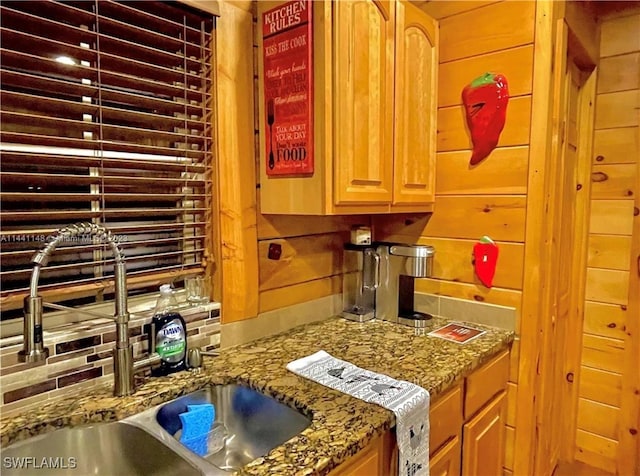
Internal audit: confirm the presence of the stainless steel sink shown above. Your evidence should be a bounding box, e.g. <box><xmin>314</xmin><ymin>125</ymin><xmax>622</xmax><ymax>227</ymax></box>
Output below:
<box><xmin>2</xmin><ymin>421</ymin><xmax>200</xmax><ymax>476</ymax></box>
<box><xmin>2</xmin><ymin>384</ymin><xmax>312</xmax><ymax>476</ymax></box>
<box><xmin>154</xmin><ymin>384</ymin><xmax>312</xmax><ymax>472</ymax></box>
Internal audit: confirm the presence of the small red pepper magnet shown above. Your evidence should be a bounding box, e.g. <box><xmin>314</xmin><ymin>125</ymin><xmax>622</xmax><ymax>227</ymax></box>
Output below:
<box><xmin>462</xmin><ymin>73</ymin><xmax>509</xmax><ymax>165</ymax></box>
<box><xmin>473</xmin><ymin>236</ymin><xmax>499</xmax><ymax>288</ymax></box>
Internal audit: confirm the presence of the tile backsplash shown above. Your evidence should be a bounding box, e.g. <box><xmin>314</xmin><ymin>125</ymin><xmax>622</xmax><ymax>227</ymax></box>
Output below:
<box><xmin>415</xmin><ymin>293</ymin><xmax>517</xmax><ymax>332</ymax></box>
<box><xmin>0</xmin><ymin>303</ymin><xmax>220</xmax><ymax>417</ymax></box>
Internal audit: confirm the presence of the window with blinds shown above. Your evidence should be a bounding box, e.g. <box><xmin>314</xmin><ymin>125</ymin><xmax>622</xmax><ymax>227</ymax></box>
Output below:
<box><xmin>0</xmin><ymin>1</ymin><xmax>216</xmax><ymax>319</ymax></box>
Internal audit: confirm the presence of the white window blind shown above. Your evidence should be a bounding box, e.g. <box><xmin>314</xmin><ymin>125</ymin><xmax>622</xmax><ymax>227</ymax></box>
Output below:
<box><xmin>0</xmin><ymin>1</ymin><xmax>215</xmax><ymax>318</ymax></box>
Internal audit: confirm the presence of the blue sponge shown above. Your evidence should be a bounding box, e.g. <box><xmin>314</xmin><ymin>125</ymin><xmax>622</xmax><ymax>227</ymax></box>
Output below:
<box><xmin>179</xmin><ymin>403</ymin><xmax>215</xmax><ymax>456</ymax></box>
<box><xmin>187</xmin><ymin>404</ymin><xmax>215</xmax><ymax>422</ymax></box>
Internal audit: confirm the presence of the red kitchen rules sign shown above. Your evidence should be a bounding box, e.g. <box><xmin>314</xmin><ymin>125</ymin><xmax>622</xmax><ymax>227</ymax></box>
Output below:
<box><xmin>262</xmin><ymin>0</ymin><xmax>313</xmax><ymax>176</ymax></box>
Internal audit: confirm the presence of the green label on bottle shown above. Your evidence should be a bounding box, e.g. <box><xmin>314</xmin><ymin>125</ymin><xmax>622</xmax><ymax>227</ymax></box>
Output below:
<box><xmin>155</xmin><ymin>319</ymin><xmax>186</xmax><ymax>363</ymax></box>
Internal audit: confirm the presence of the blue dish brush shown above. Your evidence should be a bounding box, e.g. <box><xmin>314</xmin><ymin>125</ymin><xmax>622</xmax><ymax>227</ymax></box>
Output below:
<box><xmin>178</xmin><ymin>403</ymin><xmax>215</xmax><ymax>456</ymax></box>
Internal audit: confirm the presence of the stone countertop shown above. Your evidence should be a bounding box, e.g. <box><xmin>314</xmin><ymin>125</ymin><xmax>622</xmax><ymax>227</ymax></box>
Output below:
<box><xmin>0</xmin><ymin>316</ymin><xmax>513</xmax><ymax>475</ymax></box>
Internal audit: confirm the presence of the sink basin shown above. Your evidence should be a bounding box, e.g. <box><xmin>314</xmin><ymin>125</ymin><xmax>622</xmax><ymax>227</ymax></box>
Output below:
<box><xmin>155</xmin><ymin>384</ymin><xmax>312</xmax><ymax>472</ymax></box>
<box><xmin>3</xmin><ymin>384</ymin><xmax>311</xmax><ymax>476</ymax></box>
<box><xmin>2</xmin><ymin>421</ymin><xmax>200</xmax><ymax>476</ymax></box>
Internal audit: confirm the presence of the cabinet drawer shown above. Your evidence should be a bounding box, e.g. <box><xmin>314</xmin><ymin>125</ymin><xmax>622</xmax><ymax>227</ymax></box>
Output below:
<box><xmin>430</xmin><ymin>384</ymin><xmax>463</xmax><ymax>455</ymax></box>
<box><xmin>430</xmin><ymin>436</ymin><xmax>462</xmax><ymax>476</ymax></box>
<box><xmin>464</xmin><ymin>350</ymin><xmax>509</xmax><ymax>419</ymax></box>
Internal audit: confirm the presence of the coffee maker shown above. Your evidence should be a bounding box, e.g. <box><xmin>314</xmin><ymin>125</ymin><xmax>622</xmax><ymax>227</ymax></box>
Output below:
<box><xmin>375</xmin><ymin>243</ymin><xmax>435</xmax><ymax>327</ymax></box>
<box><xmin>340</xmin><ymin>243</ymin><xmax>378</xmax><ymax>322</ymax></box>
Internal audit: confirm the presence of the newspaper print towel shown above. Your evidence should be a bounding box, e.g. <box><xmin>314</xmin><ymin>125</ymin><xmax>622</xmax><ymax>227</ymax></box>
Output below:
<box><xmin>287</xmin><ymin>350</ymin><xmax>429</xmax><ymax>476</ymax></box>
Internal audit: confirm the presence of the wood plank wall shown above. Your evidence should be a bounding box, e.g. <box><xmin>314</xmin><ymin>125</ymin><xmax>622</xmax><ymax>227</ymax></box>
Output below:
<box><xmin>383</xmin><ymin>2</ymin><xmax>536</xmax><ymax>472</ymax></box>
<box><xmin>574</xmin><ymin>9</ymin><xmax>640</xmax><ymax>473</ymax></box>
<box><xmin>251</xmin><ymin>6</ymin><xmax>370</xmax><ymax>317</ymax></box>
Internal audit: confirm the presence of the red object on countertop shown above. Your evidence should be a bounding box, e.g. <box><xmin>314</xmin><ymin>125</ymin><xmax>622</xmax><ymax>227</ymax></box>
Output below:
<box><xmin>473</xmin><ymin>239</ymin><xmax>499</xmax><ymax>288</ymax></box>
<box><xmin>462</xmin><ymin>72</ymin><xmax>509</xmax><ymax>165</ymax></box>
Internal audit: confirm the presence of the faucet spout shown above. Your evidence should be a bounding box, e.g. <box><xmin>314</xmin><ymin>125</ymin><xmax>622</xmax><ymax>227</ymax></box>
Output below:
<box><xmin>19</xmin><ymin>222</ymin><xmax>140</xmax><ymax>397</ymax></box>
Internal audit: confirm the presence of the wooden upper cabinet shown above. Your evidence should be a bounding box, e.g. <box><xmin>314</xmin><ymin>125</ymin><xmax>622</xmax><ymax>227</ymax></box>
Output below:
<box><xmin>333</xmin><ymin>0</ymin><xmax>395</xmax><ymax>205</ymax></box>
<box><xmin>392</xmin><ymin>0</ymin><xmax>438</xmax><ymax>206</ymax></box>
<box><xmin>258</xmin><ymin>0</ymin><xmax>438</xmax><ymax>215</ymax></box>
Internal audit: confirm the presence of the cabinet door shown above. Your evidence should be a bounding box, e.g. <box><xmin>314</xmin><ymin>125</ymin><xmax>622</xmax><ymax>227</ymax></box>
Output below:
<box><xmin>461</xmin><ymin>391</ymin><xmax>507</xmax><ymax>476</ymax></box>
<box><xmin>393</xmin><ymin>0</ymin><xmax>437</xmax><ymax>205</ymax></box>
<box><xmin>330</xmin><ymin>432</ymin><xmax>387</xmax><ymax>476</ymax></box>
<box><xmin>333</xmin><ymin>0</ymin><xmax>395</xmax><ymax>205</ymax></box>
<box><xmin>431</xmin><ymin>437</ymin><xmax>462</xmax><ymax>476</ymax></box>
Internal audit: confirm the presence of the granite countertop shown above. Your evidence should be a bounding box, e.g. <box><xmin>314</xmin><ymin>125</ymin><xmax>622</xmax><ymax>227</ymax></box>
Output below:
<box><xmin>0</xmin><ymin>316</ymin><xmax>513</xmax><ymax>475</ymax></box>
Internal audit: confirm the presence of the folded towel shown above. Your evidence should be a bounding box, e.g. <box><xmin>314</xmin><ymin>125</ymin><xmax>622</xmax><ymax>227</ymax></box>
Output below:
<box><xmin>179</xmin><ymin>403</ymin><xmax>215</xmax><ymax>456</ymax></box>
<box><xmin>287</xmin><ymin>351</ymin><xmax>430</xmax><ymax>476</ymax></box>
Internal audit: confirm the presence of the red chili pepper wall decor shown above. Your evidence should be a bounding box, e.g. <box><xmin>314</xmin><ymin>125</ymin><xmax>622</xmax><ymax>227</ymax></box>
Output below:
<box><xmin>462</xmin><ymin>73</ymin><xmax>509</xmax><ymax>165</ymax></box>
<box><xmin>473</xmin><ymin>236</ymin><xmax>499</xmax><ymax>288</ymax></box>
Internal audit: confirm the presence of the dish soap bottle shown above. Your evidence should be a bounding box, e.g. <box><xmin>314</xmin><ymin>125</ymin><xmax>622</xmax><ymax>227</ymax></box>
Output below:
<box><xmin>152</xmin><ymin>284</ymin><xmax>187</xmax><ymax>376</ymax></box>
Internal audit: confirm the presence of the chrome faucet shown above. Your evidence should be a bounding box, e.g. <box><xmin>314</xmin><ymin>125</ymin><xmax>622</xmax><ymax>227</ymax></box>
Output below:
<box><xmin>19</xmin><ymin>222</ymin><xmax>160</xmax><ymax>396</ymax></box>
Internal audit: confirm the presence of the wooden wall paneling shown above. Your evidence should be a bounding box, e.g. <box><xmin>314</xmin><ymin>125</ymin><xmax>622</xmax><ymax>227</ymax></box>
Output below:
<box><xmin>259</xmin><ymin>275</ymin><xmax>341</xmax><ymax>314</ymax></box>
<box><xmin>591</xmin><ymin>164</ymin><xmax>637</xmax><ymax>199</ymax></box>
<box><xmin>579</xmin><ymin>366</ymin><xmax>623</xmax><ymax>408</ymax></box>
<box><xmin>589</xmin><ymin>199</ymin><xmax>635</xmax><ymax>235</ymax></box>
<box><xmin>587</xmin><ymin>234</ymin><xmax>633</xmax><ymax>270</ymax></box>
<box><xmin>415</xmin><ymin>279</ymin><xmax>522</xmax><ymax>309</ymax></box>
<box><xmin>585</xmin><ymin>21</ymin><xmax>640</xmax><ymax>469</ymax></box>
<box><xmin>258</xmin><ymin>232</ymin><xmax>348</xmax><ymax>291</ymax></box>
<box><xmin>217</xmin><ymin>0</ymin><xmax>259</xmax><ymax>322</ymax></box>
<box><xmin>437</xmin><ymin>96</ymin><xmax>532</xmax><ymax>152</ymax></box>
<box><xmin>597</xmin><ymin>53</ymin><xmax>640</xmax><ymax>94</ymax></box>
<box><xmin>581</xmin><ymin>334</ymin><xmax>625</xmax><ymax>374</ymax></box>
<box><xmin>256</xmin><ymin>214</ymin><xmax>369</xmax><ymax>240</ymax></box>
<box><xmin>438</xmin><ymin>1</ymin><xmax>535</xmax><ymax>62</ymax></box>
<box><xmin>373</xmin><ymin>197</ymin><xmax>526</xmax><ymax>243</ymax></box>
<box><xmin>593</xmin><ymin>127</ymin><xmax>639</xmax><ymax>164</ymax></box>
<box><xmin>418</xmin><ymin>1</ymin><xmax>499</xmax><ymax>21</ymax></box>
<box><xmin>596</xmin><ymin>3</ymin><xmax>640</xmax><ymax>20</ymax></box>
<box><xmin>583</xmin><ymin>301</ymin><xmax>628</xmax><ymax>340</ymax></box>
<box><xmin>585</xmin><ymin>268</ymin><xmax>630</xmax><ymax>305</ymax></box>
<box><xmin>575</xmin><ymin>429</ymin><xmax>618</xmax><ymax>473</ymax></box>
<box><xmin>599</xmin><ymin>13</ymin><xmax>640</xmax><ymax>57</ymax></box>
<box><xmin>577</xmin><ymin>398</ymin><xmax>621</xmax><ymax>440</ymax></box>
<box><xmin>437</xmin><ymin>46</ymin><xmax>534</xmax><ymax>108</ymax></box>
<box><xmin>436</xmin><ymin>147</ymin><xmax>529</xmax><ymax>195</ymax></box>
<box><xmin>408</xmin><ymin>196</ymin><xmax>526</xmax><ymax>242</ymax></box>
<box><xmin>595</xmin><ymin>90</ymin><xmax>640</xmax><ymax>130</ymax></box>
<box><xmin>515</xmin><ymin>1</ymin><xmax>559</xmax><ymax>473</ymax></box>
<box><xmin>617</xmin><ymin>90</ymin><xmax>640</xmax><ymax>476</ymax></box>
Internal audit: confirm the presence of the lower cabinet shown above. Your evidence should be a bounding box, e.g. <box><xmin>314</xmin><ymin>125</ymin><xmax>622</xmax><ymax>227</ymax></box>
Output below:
<box><xmin>329</xmin><ymin>350</ymin><xmax>509</xmax><ymax>476</ymax></box>
<box><xmin>431</xmin><ymin>437</ymin><xmax>462</xmax><ymax>476</ymax></box>
<box><xmin>330</xmin><ymin>430</ymin><xmax>396</xmax><ymax>476</ymax></box>
<box><xmin>461</xmin><ymin>391</ymin><xmax>507</xmax><ymax>476</ymax></box>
